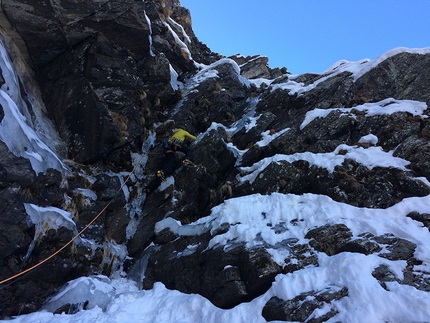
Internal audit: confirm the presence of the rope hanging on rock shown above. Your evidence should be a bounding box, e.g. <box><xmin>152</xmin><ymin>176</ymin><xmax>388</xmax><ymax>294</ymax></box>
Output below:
<box><xmin>0</xmin><ymin>152</ymin><xmax>147</xmax><ymax>286</ymax></box>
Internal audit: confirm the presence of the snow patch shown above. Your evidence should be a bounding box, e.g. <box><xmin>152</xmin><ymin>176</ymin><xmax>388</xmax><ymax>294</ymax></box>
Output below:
<box><xmin>272</xmin><ymin>47</ymin><xmax>430</xmax><ymax>95</ymax></box>
<box><xmin>256</xmin><ymin>128</ymin><xmax>290</xmax><ymax>147</ymax></box>
<box><xmin>300</xmin><ymin>98</ymin><xmax>428</xmax><ymax>130</ymax></box>
<box><xmin>359</xmin><ymin>134</ymin><xmax>378</xmax><ymax>145</ymax></box>
<box><xmin>42</xmin><ymin>276</ymin><xmax>116</xmax><ymax>313</ymax></box>
<box><xmin>237</xmin><ymin>143</ymin><xmax>410</xmax><ymax>184</ymax></box>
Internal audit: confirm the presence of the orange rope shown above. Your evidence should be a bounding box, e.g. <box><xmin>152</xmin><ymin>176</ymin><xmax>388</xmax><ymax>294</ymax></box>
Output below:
<box><xmin>0</xmin><ymin>153</ymin><xmax>146</xmax><ymax>285</ymax></box>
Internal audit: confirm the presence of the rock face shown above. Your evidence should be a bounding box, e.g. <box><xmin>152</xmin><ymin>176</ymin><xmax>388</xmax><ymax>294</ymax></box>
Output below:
<box><xmin>142</xmin><ymin>232</ymin><xmax>281</xmax><ymax>308</ymax></box>
<box><xmin>0</xmin><ymin>0</ymin><xmax>430</xmax><ymax>319</ymax></box>
<box><xmin>1</xmin><ymin>0</ymin><xmax>204</xmax><ymax>163</ymax></box>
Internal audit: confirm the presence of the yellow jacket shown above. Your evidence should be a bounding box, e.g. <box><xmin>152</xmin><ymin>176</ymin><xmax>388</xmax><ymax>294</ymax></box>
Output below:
<box><xmin>171</xmin><ymin>128</ymin><xmax>196</xmax><ymax>142</ymax></box>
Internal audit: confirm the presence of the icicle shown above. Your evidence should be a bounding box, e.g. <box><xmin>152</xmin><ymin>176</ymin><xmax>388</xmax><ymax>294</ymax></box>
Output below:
<box><xmin>162</xmin><ymin>20</ymin><xmax>192</xmax><ymax>60</ymax></box>
<box><xmin>168</xmin><ymin>17</ymin><xmax>191</xmax><ymax>43</ymax></box>
<box><xmin>22</xmin><ymin>203</ymin><xmax>77</xmax><ymax>267</ymax></box>
<box><xmin>169</xmin><ymin>63</ymin><xmax>179</xmax><ymax>91</ymax></box>
<box><xmin>143</xmin><ymin>10</ymin><xmax>156</xmax><ymax>57</ymax></box>
<box><xmin>0</xmin><ymin>40</ymin><xmax>67</xmax><ymax>174</ymax></box>
<box><xmin>128</xmin><ymin>244</ymin><xmax>160</xmax><ymax>288</ymax></box>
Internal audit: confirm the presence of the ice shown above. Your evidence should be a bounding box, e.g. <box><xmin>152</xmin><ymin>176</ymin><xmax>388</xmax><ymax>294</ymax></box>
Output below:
<box><xmin>0</xmin><ymin>41</ymin><xmax>66</xmax><ymax>175</ymax></box>
<box><xmin>24</xmin><ymin>203</ymin><xmax>76</xmax><ymax>233</ymax></box>
<box><xmin>163</xmin><ymin>20</ymin><xmax>192</xmax><ymax>60</ymax></box>
<box><xmin>169</xmin><ymin>64</ymin><xmax>179</xmax><ymax>91</ymax></box>
<box><xmin>42</xmin><ymin>276</ymin><xmax>115</xmax><ymax>313</ymax></box>
<box><xmin>143</xmin><ymin>10</ymin><xmax>156</xmax><ymax>57</ymax></box>
<box><xmin>168</xmin><ymin>17</ymin><xmax>191</xmax><ymax>43</ymax></box>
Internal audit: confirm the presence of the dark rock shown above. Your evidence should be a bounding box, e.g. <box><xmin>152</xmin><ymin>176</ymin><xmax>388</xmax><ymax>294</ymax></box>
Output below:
<box><xmin>237</xmin><ymin>153</ymin><xmax>430</xmax><ymax>209</ymax></box>
<box><xmin>282</xmin><ymin>243</ymin><xmax>319</xmax><ymax>273</ymax></box>
<box><xmin>353</xmin><ymin>52</ymin><xmax>430</xmax><ymax>108</ymax></box>
<box><xmin>39</xmin><ymin>33</ymin><xmax>141</xmax><ymax>163</ymax></box>
<box><xmin>0</xmin><ymin>187</ymin><xmax>33</xmax><ymax>282</ymax></box>
<box><xmin>305</xmin><ymin>224</ymin><xmax>353</xmax><ymax>256</ymax></box>
<box><xmin>141</xmin><ymin>231</ymin><xmax>280</xmax><ymax>309</ymax></box>
<box><xmin>262</xmin><ymin>287</ymin><xmax>348</xmax><ymax>322</ymax></box>
<box><xmin>154</xmin><ymin>228</ymin><xmax>178</xmax><ymax>244</ymax></box>
<box><xmin>402</xmin><ymin>259</ymin><xmax>430</xmax><ymax>292</ymax></box>
<box><xmin>239</xmin><ymin>248</ymin><xmax>280</xmax><ymax>296</ymax></box>
<box><xmin>235</xmin><ymin>160</ymin><xmax>304</xmax><ymax>196</ymax></box>
<box><xmin>229</xmin><ymin>54</ymin><xmax>286</xmax><ymax>80</ymax></box>
<box><xmin>394</xmin><ymin>135</ymin><xmax>430</xmax><ymax>179</ymax></box>
<box><xmin>233</xmin><ymin>111</ymin><xmax>277</xmax><ymax>150</ymax></box>
<box><xmin>0</xmin><ymin>140</ymin><xmax>36</xmax><ymax>188</ymax></box>
<box><xmin>340</xmin><ymin>238</ymin><xmax>381</xmax><ymax>255</ymax></box>
<box><xmin>407</xmin><ymin>211</ymin><xmax>430</xmax><ymax>231</ymax></box>
<box><xmin>127</xmin><ymin>186</ymin><xmax>172</xmax><ymax>257</ymax></box>
<box><xmin>171</xmin><ymin>61</ymin><xmax>251</xmax><ymax>132</ymax></box>
<box><xmin>372</xmin><ymin>264</ymin><xmax>399</xmax><ymax>290</ymax></box>
<box><xmin>192</xmin><ymin>128</ymin><xmax>236</xmax><ymax>179</ymax></box>
<box><xmin>373</xmin><ymin>234</ymin><xmax>416</xmax><ymax>261</ymax></box>
<box><xmin>28</xmin><ymin>169</ymin><xmax>65</xmax><ymax>207</ymax></box>
<box><xmin>2</xmin><ymin>0</ymin><xmax>152</xmax><ymax>68</ymax></box>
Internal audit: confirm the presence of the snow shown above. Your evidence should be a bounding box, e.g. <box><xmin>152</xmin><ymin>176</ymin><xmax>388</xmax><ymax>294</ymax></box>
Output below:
<box><xmin>270</xmin><ymin>47</ymin><xmax>430</xmax><ymax>96</ymax></box>
<box><xmin>244</xmin><ymin>114</ymin><xmax>260</xmax><ymax>132</ymax></box>
<box><xmin>237</xmin><ymin>143</ymin><xmax>411</xmax><ymax>185</ymax></box>
<box><xmin>163</xmin><ymin>20</ymin><xmax>192</xmax><ymax>60</ymax></box>
<box><xmin>193</xmin><ymin>58</ymin><xmax>250</xmax><ymax>88</ymax></box>
<box><xmin>172</xmin><ymin>58</ymin><xmax>250</xmax><ymax>115</ymax></box>
<box><xmin>359</xmin><ymin>134</ymin><xmax>378</xmax><ymax>145</ymax></box>
<box><xmin>300</xmin><ymin>98</ymin><xmax>428</xmax><ymax>130</ymax></box>
<box><xmin>9</xmin><ymin>190</ymin><xmax>430</xmax><ymax>322</ymax></box>
<box><xmin>42</xmin><ymin>276</ymin><xmax>116</xmax><ymax>313</ymax></box>
<box><xmin>157</xmin><ymin>175</ymin><xmax>175</xmax><ymax>192</ymax></box>
<box><xmin>143</xmin><ymin>11</ymin><xmax>155</xmax><ymax>57</ymax></box>
<box><xmin>168</xmin><ymin>17</ymin><xmax>191</xmax><ymax>44</ymax></box>
<box><xmin>74</xmin><ymin>188</ymin><xmax>98</xmax><ymax>203</ymax></box>
<box><xmin>13</xmin><ymin>114</ymin><xmax>430</xmax><ymax>321</ymax></box>
<box><xmin>255</xmin><ymin>127</ymin><xmax>290</xmax><ymax>147</ymax></box>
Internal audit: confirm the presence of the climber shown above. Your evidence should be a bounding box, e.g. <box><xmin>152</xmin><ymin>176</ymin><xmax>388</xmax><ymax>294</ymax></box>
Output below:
<box><xmin>157</xmin><ymin>128</ymin><xmax>197</xmax><ymax>181</ymax></box>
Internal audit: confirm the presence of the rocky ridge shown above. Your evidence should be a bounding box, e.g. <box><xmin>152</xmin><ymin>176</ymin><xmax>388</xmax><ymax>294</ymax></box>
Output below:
<box><xmin>0</xmin><ymin>0</ymin><xmax>430</xmax><ymax>321</ymax></box>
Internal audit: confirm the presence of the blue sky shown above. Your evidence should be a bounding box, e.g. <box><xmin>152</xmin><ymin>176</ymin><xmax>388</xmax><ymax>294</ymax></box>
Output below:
<box><xmin>180</xmin><ymin>0</ymin><xmax>430</xmax><ymax>74</ymax></box>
